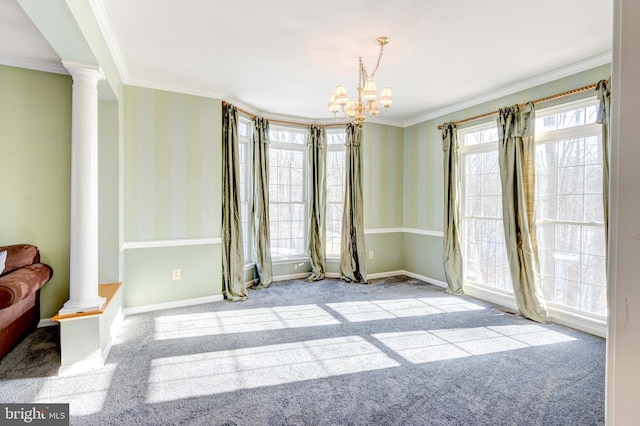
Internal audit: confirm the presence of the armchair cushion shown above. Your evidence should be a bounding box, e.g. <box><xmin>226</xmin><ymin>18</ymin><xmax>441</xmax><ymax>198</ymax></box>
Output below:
<box><xmin>0</xmin><ymin>245</ymin><xmax>40</xmax><ymax>277</ymax></box>
<box><xmin>0</xmin><ymin>264</ymin><xmax>53</xmax><ymax>310</ymax></box>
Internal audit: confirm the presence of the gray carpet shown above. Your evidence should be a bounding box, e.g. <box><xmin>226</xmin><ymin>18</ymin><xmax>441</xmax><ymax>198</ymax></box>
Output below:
<box><xmin>0</xmin><ymin>276</ymin><xmax>605</xmax><ymax>425</ymax></box>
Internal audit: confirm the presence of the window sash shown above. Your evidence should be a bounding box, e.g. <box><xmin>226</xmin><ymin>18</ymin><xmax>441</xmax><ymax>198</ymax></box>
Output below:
<box><xmin>238</xmin><ymin>117</ymin><xmax>252</xmax><ymax>264</ymax></box>
<box><xmin>268</xmin><ymin>126</ymin><xmax>308</xmax><ymax>260</ymax></box>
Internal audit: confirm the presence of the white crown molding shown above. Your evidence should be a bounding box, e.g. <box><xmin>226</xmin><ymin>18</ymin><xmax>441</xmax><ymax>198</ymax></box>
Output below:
<box><xmin>224</xmin><ymin>97</ymin><xmax>260</xmax><ymax>117</ymax></box>
<box><xmin>120</xmin><ymin>237</ymin><xmax>221</xmax><ymax>250</ymax></box>
<box><xmin>225</xmin><ymin>97</ymin><xmax>345</xmax><ymax>127</ymax></box>
<box><xmin>402</xmin><ymin>51</ymin><xmax>613</xmax><ymax>128</ymax></box>
<box><xmin>126</xmin><ymin>77</ymin><xmax>226</xmax><ymax>100</ymax></box>
<box><xmin>0</xmin><ymin>54</ymin><xmax>67</xmax><ymax>75</ymax></box>
<box><xmin>364</xmin><ymin>117</ymin><xmax>404</xmax><ymax>128</ymax></box>
<box><xmin>88</xmin><ymin>0</ymin><xmax>130</xmax><ymax>82</ymax></box>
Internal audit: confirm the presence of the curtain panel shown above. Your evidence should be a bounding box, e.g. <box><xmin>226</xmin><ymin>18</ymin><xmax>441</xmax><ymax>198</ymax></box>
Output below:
<box><xmin>340</xmin><ymin>123</ymin><xmax>368</xmax><ymax>283</ymax></box>
<box><xmin>497</xmin><ymin>103</ymin><xmax>549</xmax><ymax>323</ymax></box>
<box><xmin>442</xmin><ymin>123</ymin><xmax>464</xmax><ymax>295</ymax></box>
<box><xmin>307</xmin><ymin>125</ymin><xmax>327</xmax><ymax>281</ymax></box>
<box><xmin>596</xmin><ymin>79</ymin><xmax>611</xmax><ymax>247</ymax></box>
<box><xmin>221</xmin><ymin>104</ymin><xmax>247</xmax><ymax>301</ymax></box>
<box><xmin>252</xmin><ymin>117</ymin><xmax>273</xmax><ymax>289</ymax></box>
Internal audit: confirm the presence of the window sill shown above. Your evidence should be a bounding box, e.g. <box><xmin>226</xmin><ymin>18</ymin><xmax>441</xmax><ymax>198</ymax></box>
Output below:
<box><xmin>463</xmin><ymin>281</ymin><xmax>606</xmax><ymax>337</ymax></box>
<box><xmin>271</xmin><ymin>256</ymin><xmax>309</xmax><ymax>266</ymax></box>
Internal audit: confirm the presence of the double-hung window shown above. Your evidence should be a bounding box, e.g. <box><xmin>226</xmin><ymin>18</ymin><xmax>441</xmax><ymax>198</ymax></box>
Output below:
<box><xmin>268</xmin><ymin>126</ymin><xmax>308</xmax><ymax>259</ymax></box>
<box><xmin>534</xmin><ymin>98</ymin><xmax>606</xmax><ymax>317</ymax></box>
<box><xmin>459</xmin><ymin>97</ymin><xmax>607</xmax><ymax>319</ymax></box>
<box><xmin>238</xmin><ymin>117</ymin><xmax>253</xmax><ymax>264</ymax></box>
<box><xmin>325</xmin><ymin>129</ymin><xmax>346</xmax><ymax>257</ymax></box>
<box><xmin>459</xmin><ymin>124</ymin><xmax>512</xmax><ymax>293</ymax></box>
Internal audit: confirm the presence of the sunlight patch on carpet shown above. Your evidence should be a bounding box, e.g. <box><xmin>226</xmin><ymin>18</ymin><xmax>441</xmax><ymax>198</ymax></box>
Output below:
<box><xmin>146</xmin><ymin>336</ymin><xmax>399</xmax><ymax>402</ymax></box>
<box><xmin>153</xmin><ymin>304</ymin><xmax>340</xmax><ymax>340</ymax></box>
<box><xmin>327</xmin><ymin>296</ymin><xmax>485</xmax><ymax>322</ymax></box>
<box><xmin>34</xmin><ymin>364</ymin><xmax>117</xmax><ymax>416</ymax></box>
<box><xmin>373</xmin><ymin>325</ymin><xmax>577</xmax><ymax>363</ymax></box>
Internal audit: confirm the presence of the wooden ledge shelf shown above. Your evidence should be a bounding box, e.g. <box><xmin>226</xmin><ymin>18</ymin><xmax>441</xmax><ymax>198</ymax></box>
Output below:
<box><xmin>53</xmin><ymin>282</ymin><xmax>123</xmax><ymax>321</ymax></box>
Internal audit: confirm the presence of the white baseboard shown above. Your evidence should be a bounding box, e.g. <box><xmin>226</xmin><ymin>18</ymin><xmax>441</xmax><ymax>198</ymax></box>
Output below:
<box><xmin>463</xmin><ymin>282</ymin><xmax>606</xmax><ymax>338</ymax></box>
<box><xmin>367</xmin><ymin>270</ymin><xmax>448</xmax><ymax>289</ymax></box>
<box><xmin>463</xmin><ymin>283</ymin><xmax>519</xmax><ymax>311</ymax></box>
<box><xmin>37</xmin><ymin>318</ymin><xmax>58</xmax><ymax>328</ymax></box>
<box><xmin>547</xmin><ymin>305</ymin><xmax>606</xmax><ymax>338</ymax></box>
<box><xmin>123</xmin><ymin>295</ymin><xmax>223</xmax><ymax>316</ymax></box>
<box><xmin>273</xmin><ymin>272</ymin><xmax>310</xmax><ymax>282</ymax></box>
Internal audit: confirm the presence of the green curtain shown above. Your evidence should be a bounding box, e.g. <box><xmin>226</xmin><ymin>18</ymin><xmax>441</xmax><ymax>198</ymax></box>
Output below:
<box><xmin>221</xmin><ymin>104</ymin><xmax>247</xmax><ymax>301</ymax></box>
<box><xmin>340</xmin><ymin>123</ymin><xmax>368</xmax><ymax>283</ymax></box>
<box><xmin>307</xmin><ymin>125</ymin><xmax>327</xmax><ymax>281</ymax></box>
<box><xmin>497</xmin><ymin>103</ymin><xmax>549</xmax><ymax>323</ymax></box>
<box><xmin>442</xmin><ymin>123</ymin><xmax>464</xmax><ymax>295</ymax></box>
<box><xmin>252</xmin><ymin>117</ymin><xmax>273</xmax><ymax>289</ymax></box>
<box><xmin>596</xmin><ymin>79</ymin><xmax>611</xmax><ymax>247</ymax></box>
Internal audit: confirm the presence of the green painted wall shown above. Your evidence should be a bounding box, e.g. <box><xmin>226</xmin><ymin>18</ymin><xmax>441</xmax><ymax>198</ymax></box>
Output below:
<box><xmin>361</xmin><ymin>123</ymin><xmax>404</xmax><ymax>229</ymax></box>
<box><xmin>402</xmin><ymin>233</ymin><xmax>447</xmax><ymax>283</ymax></box>
<box><xmin>122</xmin><ymin>85</ymin><xmax>223</xmax><ymax>306</ymax></box>
<box><xmin>364</xmin><ymin>233</ymin><xmax>405</xmax><ymax>274</ymax></box>
<box><xmin>0</xmin><ymin>65</ymin><xmax>72</xmax><ymax>318</ymax></box>
<box><xmin>123</xmin><ymin>85</ymin><xmax>221</xmax><ymax>241</ymax></box>
<box><xmin>123</xmin><ymin>244</ymin><xmax>221</xmax><ymax>307</ymax></box>
<box><xmin>98</xmin><ymin>100</ymin><xmax>120</xmax><ymax>283</ymax></box>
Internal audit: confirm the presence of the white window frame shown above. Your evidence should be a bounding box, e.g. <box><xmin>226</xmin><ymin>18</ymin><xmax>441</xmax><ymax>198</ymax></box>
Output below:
<box><xmin>534</xmin><ymin>96</ymin><xmax>606</xmax><ymax>320</ymax></box>
<box><xmin>238</xmin><ymin>116</ymin><xmax>254</xmax><ymax>267</ymax></box>
<box><xmin>325</xmin><ymin>128</ymin><xmax>346</xmax><ymax>259</ymax></box>
<box><xmin>458</xmin><ymin>121</ymin><xmax>511</xmax><ymax>295</ymax></box>
<box><xmin>268</xmin><ymin>125</ymin><xmax>309</xmax><ymax>263</ymax></box>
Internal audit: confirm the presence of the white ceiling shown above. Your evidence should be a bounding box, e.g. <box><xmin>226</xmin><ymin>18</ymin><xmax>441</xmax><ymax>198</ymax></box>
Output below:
<box><xmin>2</xmin><ymin>0</ymin><xmax>612</xmax><ymax>125</ymax></box>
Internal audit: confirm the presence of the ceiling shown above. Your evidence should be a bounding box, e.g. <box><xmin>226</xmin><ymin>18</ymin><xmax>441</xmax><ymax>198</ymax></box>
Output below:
<box><xmin>2</xmin><ymin>0</ymin><xmax>612</xmax><ymax>126</ymax></box>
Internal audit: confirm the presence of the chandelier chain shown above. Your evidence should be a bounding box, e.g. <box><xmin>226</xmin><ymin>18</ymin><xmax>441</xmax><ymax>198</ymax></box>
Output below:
<box><xmin>370</xmin><ymin>42</ymin><xmax>385</xmax><ymax>79</ymax></box>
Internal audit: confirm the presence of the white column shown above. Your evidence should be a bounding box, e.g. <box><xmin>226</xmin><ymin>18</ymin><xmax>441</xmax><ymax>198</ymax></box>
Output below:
<box><xmin>608</xmin><ymin>0</ymin><xmax>640</xmax><ymax>423</ymax></box>
<box><xmin>59</xmin><ymin>62</ymin><xmax>106</xmax><ymax>315</ymax></box>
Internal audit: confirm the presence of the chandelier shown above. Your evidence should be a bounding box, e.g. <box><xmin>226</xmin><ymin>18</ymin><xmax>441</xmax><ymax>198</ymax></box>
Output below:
<box><xmin>327</xmin><ymin>36</ymin><xmax>393</xmax><ymax>127</ymax></box>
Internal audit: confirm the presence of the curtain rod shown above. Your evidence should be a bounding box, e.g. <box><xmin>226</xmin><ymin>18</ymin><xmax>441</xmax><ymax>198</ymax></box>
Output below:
<box><xmin>437</xmin><ymin>81</ymin><xmax>602</xmax><ymax>130</ymax></box>
<box><xmin>222</xmin><ymin>101</ymin><xmax>346</xmax><ymax>128</ymax></box>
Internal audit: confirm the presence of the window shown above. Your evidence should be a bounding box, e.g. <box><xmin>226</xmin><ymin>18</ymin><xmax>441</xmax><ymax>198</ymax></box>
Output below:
<box><xmin>238</xmin><ymin>117</ymin><xmax>252</xmax><ymax>263</ymax></box>
<box><xmin>459</xmin><ymin>97</ymin><xmax>607</xmax><ymax>318</ymax></box>
<box><xmin>459</xmin><ymin>124</ymin><xmax>512</xmax><ymax>293</ymax></box>
<box><xmin>534</xmin><ymin>99</ymin><xmax>606</xmax><ymax>316</ymax></box>
<box><xmin>268</xmin><ymin>126</ymin><xmax>308</xmax><ymax>259</ymax></box>
<box><xmin>326</xmin><ymin>130</ymin><xmax>346</xmax><ymax>257</ymax></box>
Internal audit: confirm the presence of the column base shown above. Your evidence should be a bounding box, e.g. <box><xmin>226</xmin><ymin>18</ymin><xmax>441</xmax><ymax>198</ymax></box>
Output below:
<box><xmin>58</xmin><ymin>296</ymin><xmax>106</xmax><ymax>315</ymax></box>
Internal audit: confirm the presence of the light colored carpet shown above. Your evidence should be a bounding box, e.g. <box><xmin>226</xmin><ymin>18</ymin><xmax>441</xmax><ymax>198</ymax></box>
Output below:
<box><xmin>0</xmin><ymin>276</ymin><xmax>605</xmax><ymax>425</ymax></box>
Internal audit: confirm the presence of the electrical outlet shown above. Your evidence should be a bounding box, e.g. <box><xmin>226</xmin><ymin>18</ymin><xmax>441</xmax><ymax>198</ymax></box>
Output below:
<box><xmin>368</xmin><ymin>250</ymin><xmax>374</xmax><ymax>259</ymax></box>
<box><xmin>172</xmin><ymin>269</ymin><xmax>181</xmax><ymax>280</ymax></box>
